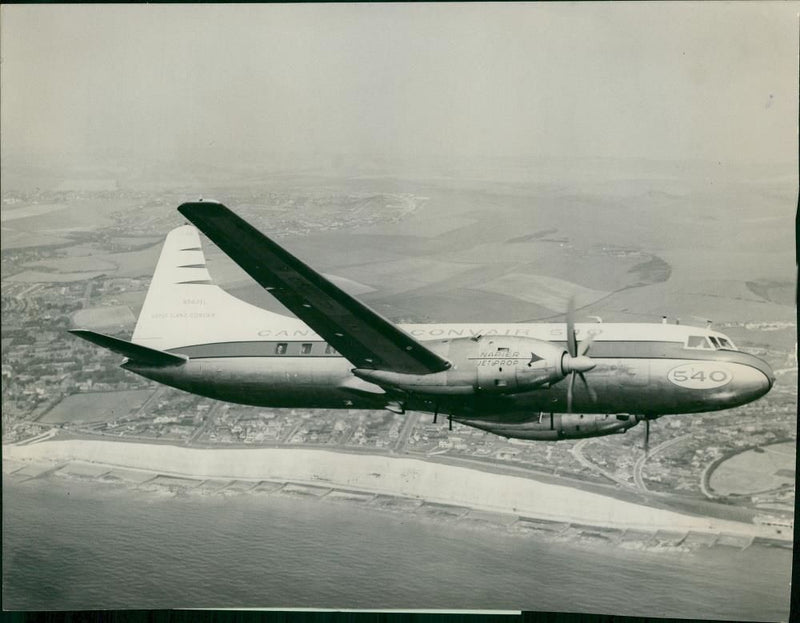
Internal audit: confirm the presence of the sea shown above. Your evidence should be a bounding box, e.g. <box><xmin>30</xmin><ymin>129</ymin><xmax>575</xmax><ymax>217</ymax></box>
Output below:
<box><xmin>2</xmin><ymin>474</ymin><xmax>792</xmax><ymax>619</ymax></box>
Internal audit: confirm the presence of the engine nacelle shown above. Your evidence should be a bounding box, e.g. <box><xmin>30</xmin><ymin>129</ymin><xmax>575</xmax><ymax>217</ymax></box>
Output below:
<box><xmin>354</xmin><ymin>335</ymin><xmax>568</xmax><ymax>395</ymax></box>
<box><xmin>458</xmin><ymin>412</ymin><xmax>641</xmax><ymax>440</ymax></box>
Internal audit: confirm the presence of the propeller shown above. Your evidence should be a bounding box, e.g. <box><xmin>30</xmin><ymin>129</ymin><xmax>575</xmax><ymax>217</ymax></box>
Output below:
<box><xmin>563</xmin><ymin>297</ymin><xmax>598</xmax><ymax>413</ymax></box>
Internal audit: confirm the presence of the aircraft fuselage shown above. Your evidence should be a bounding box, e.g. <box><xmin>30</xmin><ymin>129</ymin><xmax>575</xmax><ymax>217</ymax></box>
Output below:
<box><xmin>124</xmin><ymin>322</ymin><xmax>774</xmax><ymax>440</ymax></box>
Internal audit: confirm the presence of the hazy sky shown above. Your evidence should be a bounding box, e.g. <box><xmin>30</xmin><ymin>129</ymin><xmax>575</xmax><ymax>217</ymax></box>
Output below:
<box><xmin>2</xmin><ymin>3</ymin><xmax>797</xmax><ymax>170</ymax></box>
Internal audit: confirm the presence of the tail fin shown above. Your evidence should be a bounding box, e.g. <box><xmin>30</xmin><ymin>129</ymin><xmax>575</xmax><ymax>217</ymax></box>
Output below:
<box><xmin>130</xmin><ymin>224</ymin><xmax>305</xmax><ymax>351</ymax></box>
<box><xmin>70</xmin><ymin>330</ymin><xmax>186</xmax><ymax>366</ymax></box>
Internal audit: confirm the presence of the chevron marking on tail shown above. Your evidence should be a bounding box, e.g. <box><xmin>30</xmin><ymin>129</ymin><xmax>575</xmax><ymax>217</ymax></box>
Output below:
<box><xmin>131</xmin><ymin>225</ymin><xmax>306</xmax><ymax>351</ymax></box>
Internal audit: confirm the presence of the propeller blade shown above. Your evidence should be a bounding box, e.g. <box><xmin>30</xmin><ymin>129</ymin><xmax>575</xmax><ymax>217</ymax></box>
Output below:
<box><xmin>578</xmin><ymin>333</ymin><xmax>594</xmax><ymax>357</ymax></box>
<box><xmin>563</xmin><ymin>297</ymin><xmax>600</xmax><ymax>412</ymax></box>
<box><xmin>566</xmin><ymin>296</ymin><xmax>577</xmax><ymax>357</ymax></box>
<box><xmin>567</xmin><ymin>370</ymin><xmax>576</xmax><ymax>413</ymax></box>
<box><xmin>578</xmin><ymin>372</ymin><xmax>597</xmax><ymax>402</ymax></box>
<box><xmin>644</xmin><ymin>419</ymin><xmax>650</xmax><ymax>454</ymax></box>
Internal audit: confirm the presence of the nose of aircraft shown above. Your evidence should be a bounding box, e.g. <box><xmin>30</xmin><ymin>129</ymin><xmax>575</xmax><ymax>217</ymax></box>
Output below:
<box><xmin>737</xmin><ymin>353</ymin><xmax>775</xmax><ymax>399</ymax></box>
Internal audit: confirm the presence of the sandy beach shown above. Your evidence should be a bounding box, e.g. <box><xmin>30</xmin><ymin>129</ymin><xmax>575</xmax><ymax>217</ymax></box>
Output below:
<box><xmin>3</xmin><ymin>438</ymin><xmax>786</xmax><ymax>539</ymax></box>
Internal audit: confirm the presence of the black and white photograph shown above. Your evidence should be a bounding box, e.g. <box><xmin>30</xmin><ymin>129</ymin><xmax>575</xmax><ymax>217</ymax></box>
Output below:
<box><xmin>2</xmin><ymin>3</ymin><xmax>797</xmax><ymax>619</ymax></box>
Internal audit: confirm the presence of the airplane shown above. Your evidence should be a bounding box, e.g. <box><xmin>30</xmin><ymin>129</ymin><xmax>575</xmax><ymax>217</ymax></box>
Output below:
<box><xmin>71</xmin><ymin>201</ymin><xmax>775</xmax><ymax>446</ymax></box>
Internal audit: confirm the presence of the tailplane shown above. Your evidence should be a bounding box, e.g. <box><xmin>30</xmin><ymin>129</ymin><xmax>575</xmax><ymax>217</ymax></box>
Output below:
<box><xmin>69</xmin><ymin>330</ymin><xmax>186</xmax><ymax>366</ymax></box>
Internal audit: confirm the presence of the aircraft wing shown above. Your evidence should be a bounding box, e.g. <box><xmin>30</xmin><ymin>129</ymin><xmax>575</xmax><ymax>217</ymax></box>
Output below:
<box><xmin>177</xmin><ymin>201</ymin><xmax>451</xmax><ymax>375</ymax></box>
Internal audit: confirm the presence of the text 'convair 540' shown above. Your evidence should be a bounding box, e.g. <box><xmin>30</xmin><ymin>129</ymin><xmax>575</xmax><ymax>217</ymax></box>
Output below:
<box><xmin>72</xmin><ymin>201</ymin><xmax>774</xmax><ymax>446</ymax></box>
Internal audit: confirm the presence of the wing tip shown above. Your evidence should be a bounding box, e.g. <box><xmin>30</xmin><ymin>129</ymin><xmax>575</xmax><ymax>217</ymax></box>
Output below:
<box><xmin>178</xmin><ymin>200</ymin><xmax>230</xmax><ymax>219</ymax></box>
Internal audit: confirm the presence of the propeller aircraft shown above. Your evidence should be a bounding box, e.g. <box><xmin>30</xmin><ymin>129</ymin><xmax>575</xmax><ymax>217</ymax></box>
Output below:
<box><xmin>71</xmin><ymin>201</ymin><xmax>775</xmax><ymax>444</ymax></box>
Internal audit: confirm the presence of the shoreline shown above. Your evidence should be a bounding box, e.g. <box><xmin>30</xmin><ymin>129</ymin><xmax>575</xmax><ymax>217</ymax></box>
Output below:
<box><xmin>3</xmin><ymin>438</ymin><xmax>792</xmax><ymax>542</ymax></box>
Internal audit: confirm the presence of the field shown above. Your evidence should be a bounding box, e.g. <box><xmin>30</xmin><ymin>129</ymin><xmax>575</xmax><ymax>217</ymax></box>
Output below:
<box><xmin>107</xmin><ymin>236</ymin><xmax>162</xmax><ymax>250</ymax></box>
<box><xmin>98</xmin><ymin>245</ymin><xmax>163</xmax><ymax>278</ymax></box>
<box><xmin>746</xmin><ymin>279</ymin><xmax>796</xmax><ymax>306</ymax></box>
<box><xmin>28</xmin><ymin>256</ymin><xmax>117</xmax><ymax>273</ymax></box>
<box><xmin>1</xmin><ymin>198</ymin><xmax>128</xmax><ymax>249</ymax></box>
<box><xmin>353</xmin><ymin>213</ymin><xmax>477</xmax><ymax>238</ymax></box>
<box><xmin>5</xmin><ymin>200</ymin><xmax>115</xmax><ymax>233</ymax></box>
<box><xmin>40</xmin><ymin>389</ymin><xmax>156</xmax><ymax>424</ymax></box>
<box><xmin>709</xmin><ymin>442</ymin><xmax>796</xmax><ymax>495</ymax></box>
<box><xmin>340</xmin><ymin>257</ymin><xmax>474</xmax><ymax>294</ymax></box>
<box><xmin>20</xmin><ymin>244</ymin><xmax>161</xmax><ymax>279</ymax></box>
<box><xmin>0</xmin><ymin>229</ymin><xmax>72</xmax><ymax>250</ymax></box>
<box><xmin>1</xmin><ymin>204</ymin><xmax>68</xmax><ymax>222</ymax></box>
<box><xmin>8</xmin><ymin>270</ymin><xmax>106</xmax><ymax>283</ymax></box>
<box><xmin>72</xmin><ymin>306</ymin><xmax>137</xmax><ymax>331</ymax></box>
<box><xmin>473</xmin><ymin>273</ymin><xmax>609</xmax><ymax>313</ymax></box>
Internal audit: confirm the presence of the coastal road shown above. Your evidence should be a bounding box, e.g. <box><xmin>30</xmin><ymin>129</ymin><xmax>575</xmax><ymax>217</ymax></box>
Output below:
<box><xmin>13</xmin><ymin>428</ymin><xmax>58</xmax><ymax>446</ymax></box>
<box><xmin>700</xmin><ymin>456</ymin><xmax>719</xmax><ymax>500</ymax></box>
<box><xmin>633</xmin><ymin>433</ymin><xmax>691</xmax><ymax>492</ymax></box>
<box><xmin>282</xmin><ymin>417</ymin><xmax>306</xmax><ymax>443</ymax></box>
<box><xmin>570</xmin><ymin>439</ymin><xmax>631</xmax><ymax>487</ymax></box>
<box><xmin>186</xmin><ymin>402</ymin><xmax>224</xmax><ymax>446</ymax></box>
<box><xmin>393</xmin><ymin>410</ymin><xmax>420</xmax><ymax>453</ymax></box>
<box><xmin>129</xmin><ymin>386</ymin><xmax>167</xmax><ymax>420</ymax></box>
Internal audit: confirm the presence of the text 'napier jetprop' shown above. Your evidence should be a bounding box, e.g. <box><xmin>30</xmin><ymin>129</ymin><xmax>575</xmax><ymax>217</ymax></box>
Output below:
<box><xmin>72</xmin><ymin>201</ymin><xmax>774</xmax><ymax>446</ymax></box>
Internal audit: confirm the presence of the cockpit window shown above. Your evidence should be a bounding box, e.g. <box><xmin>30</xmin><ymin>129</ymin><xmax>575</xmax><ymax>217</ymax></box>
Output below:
<box><xmin>686</xmin><ymin>335</ymin><xmax>713</xmax><ymax>349</ymax></box>
<box><xmin>686</xmin><ymin>334</ymin><xmax>737</xmax><ymax>350</ymax></box>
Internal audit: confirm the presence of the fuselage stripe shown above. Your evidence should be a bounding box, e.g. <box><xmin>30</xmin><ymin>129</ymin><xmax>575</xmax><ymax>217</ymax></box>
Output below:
<box><xmin>168</xmin><ymin>339</ymin><xmax>741</xmax><ymax>363</ymax></box>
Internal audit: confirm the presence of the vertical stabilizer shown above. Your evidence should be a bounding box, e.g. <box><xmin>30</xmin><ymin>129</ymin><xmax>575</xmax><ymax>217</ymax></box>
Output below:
<box><xmin>131</xmin><ymin>225</ymin><xmax>306</xmax><ymax>350</ymax></box>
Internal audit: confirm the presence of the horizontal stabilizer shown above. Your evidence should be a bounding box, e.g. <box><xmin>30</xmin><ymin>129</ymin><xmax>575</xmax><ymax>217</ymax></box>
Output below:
<box><xmin>69</xmin><ymin>330</ymin><xmax>187</xmax><ymax>367</ymax></box>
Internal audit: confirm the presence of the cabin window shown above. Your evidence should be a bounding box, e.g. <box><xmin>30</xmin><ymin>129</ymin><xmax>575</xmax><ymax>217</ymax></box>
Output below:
<box><xmin>709</xmin><ymin>336</ymin><xmax>720</xmax><ymax>348</ymax></box>
<box><xmin>497</xmin><ymin>346</ymin><xmax>510</xmax><ymax>354</ymax></box>
<box><xmin>325</xmin><ymin>344</ymin><xmax>337</xmax><ymax>355</ymax></box>
<box><xmin>301</xmin><ymin>343</ymin><xmax>313</xmax><ymax>355</ymax></box>
<box><xmin>494</xmin><ymin>379</ymin><xmax>508</xmax><ymax>387</ymax></box>
<box><xmin>275</xmin><ymin>343</ymin><xmax>288</xmax><ymax>355</ymax></box>
<box><xmin>686</xmin><ymin>335</ymin><xmax>712</xmax><ymax>350</ymax></box>
<box><xmin>718</xmin><ymin>337</ymin><xmax>733</xmax><ymax>349</ymax></box>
